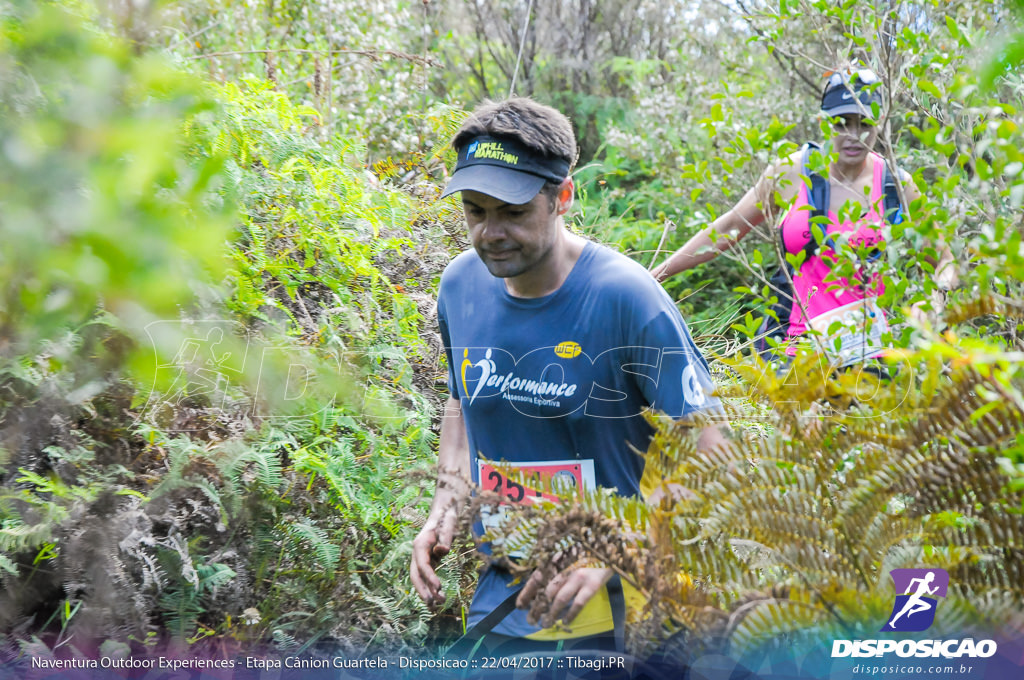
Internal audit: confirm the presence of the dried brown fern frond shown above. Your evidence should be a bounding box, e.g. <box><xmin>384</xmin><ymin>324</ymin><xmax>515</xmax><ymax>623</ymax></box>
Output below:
<box><xmin>944</xmin><ymin>292</ymin><xmax>1024</xmax><ymax>327</ymax></box>
<box><xmin>480</xmin><ymin>341</ymin><xmax>1024</xmax><ymax>660</ymax></box>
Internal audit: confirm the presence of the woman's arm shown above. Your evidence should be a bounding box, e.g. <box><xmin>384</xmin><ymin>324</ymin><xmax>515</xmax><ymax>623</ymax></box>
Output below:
<box><xmin>651</xmin><ymin>154</ymin><xmax>801</xmax><ymax>282</ymax></box>
<box><xmin>899</xmin><ymin>175</ymin><xmax>957</xmax><ymax>286</ymax></box>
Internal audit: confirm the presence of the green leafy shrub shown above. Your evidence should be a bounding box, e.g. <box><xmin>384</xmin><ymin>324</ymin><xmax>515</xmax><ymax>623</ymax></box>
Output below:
<box><xmin>0</xmin><ymin>1</ymin><xmax>466</xmax><ymax>659</ymax></box>
<box><xmin>0</xmin><ymin>1</ymin><xmax>232</xmax><ymax>353</ymax></box>
<box><xmin>0</xmin><ymin>0</ymin><xmax>234</xmax><ymax>645</ymax></box>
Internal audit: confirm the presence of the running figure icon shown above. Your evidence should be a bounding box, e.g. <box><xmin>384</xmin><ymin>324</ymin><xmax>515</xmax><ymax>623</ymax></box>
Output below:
<box><xmin>882</xmin><ymin>568</ymin><xmax>949</xmax><ymax>632</ymax></box>
<box><xmin>888</xmin><ymin>572</ymin><xmax>938</xmax><ymax>628</ymax></box>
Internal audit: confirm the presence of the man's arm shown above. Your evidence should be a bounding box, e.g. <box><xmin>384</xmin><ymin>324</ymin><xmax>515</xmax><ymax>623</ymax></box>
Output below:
<box><xmin>516</xmin><ymin>422</ymin><xmax>730</xmax><ymax>628</ymax></box>
<box><xmin>410</xmin><ymin>397</ymin><xmax>470</xmax><ymax>607</ymax></box>
<box><xmin>696</xmin><ymin>421</ymin><xmax>730</xmax><ymax>452</ymax></box>
<box><xmin>646</xmin><ymin>421</ymin><xmax>730</xmax><ymax>505</ymax></box>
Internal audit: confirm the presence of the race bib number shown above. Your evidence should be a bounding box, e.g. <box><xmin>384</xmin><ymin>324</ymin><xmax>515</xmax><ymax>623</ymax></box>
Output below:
<box><xmin>478</xmin><ymin>459</ymin><xmax>595</xmax><ymax>559</ymax></box>
<box><xmin>807</xmin><ymin>298</ymin><xmax>890</xmax><ymax>368</ymax></box>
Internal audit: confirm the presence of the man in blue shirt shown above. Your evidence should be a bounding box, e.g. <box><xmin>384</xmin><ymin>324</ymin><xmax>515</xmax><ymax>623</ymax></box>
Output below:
<box><xmin>410</xmin><ymin>97</ymin><xmax>726</xmax><ymax>653</ymax></box>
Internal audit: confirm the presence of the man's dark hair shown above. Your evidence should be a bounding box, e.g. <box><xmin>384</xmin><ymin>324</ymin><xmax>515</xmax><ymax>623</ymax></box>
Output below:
<box><xmin>452</xmin><ymin>97</ymin><xmax>579</xmax><ymax>171</ymax></box>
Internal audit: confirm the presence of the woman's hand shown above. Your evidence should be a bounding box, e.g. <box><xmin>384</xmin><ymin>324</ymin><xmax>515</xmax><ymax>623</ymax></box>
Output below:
<box><xmin>907</xmin><ymin>289</ymin><xmax>947</xmax><ymax>329</ymax></box>
<box><xmin>650</xmin><ymin>261</ymin><xmax>671</xmax><ymax>282</ymax></box>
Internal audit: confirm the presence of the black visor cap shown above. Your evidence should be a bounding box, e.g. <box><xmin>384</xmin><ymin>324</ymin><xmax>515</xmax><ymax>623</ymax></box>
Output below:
<box><xmin>440</xmin><ymin>135</ymin><xmax>571</xmax><ymax>204</ymax></box>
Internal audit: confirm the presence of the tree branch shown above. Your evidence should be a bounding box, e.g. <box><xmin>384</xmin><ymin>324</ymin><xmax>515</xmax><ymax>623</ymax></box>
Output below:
<box><xmin>185</xmin><ymin>47</ymin><xmax>440</xmax><ymax>68</ymax></box>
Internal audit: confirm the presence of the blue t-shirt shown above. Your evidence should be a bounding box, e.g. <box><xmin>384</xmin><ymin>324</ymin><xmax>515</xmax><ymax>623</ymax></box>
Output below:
<box><xmin>437</xmin><ymin>240</ymin><xmax>718</xmax><ymax>637</ymax></box>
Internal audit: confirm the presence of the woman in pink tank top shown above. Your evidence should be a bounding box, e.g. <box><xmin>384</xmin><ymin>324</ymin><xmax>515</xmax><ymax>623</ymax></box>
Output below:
<box><xmin>777</xmin><ymin>147</ymin><xmax>889</xmax><ymax>342</ymax></box>
<box><xmin>652</xmin><ymin>67</ymin><xmax>957</xmax><ymax>360</ymax></box>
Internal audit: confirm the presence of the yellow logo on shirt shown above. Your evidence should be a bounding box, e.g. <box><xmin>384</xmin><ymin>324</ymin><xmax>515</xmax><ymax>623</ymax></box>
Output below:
<box><xmin>554</xmin><ymin>341</ymin><xmax>582</xmax><ymax>359</ymax></box>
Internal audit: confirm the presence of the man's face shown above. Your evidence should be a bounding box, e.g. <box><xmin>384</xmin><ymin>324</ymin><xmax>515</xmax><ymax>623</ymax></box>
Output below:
<box><xmin>831</xmin><ymin>114</ymin><xmax>879</xmax><ymax>165</ymax></box>
<box><xmin>462</xmin><ymin>188</ymin><xmax>560</xmax><ymax>279</ymax></box>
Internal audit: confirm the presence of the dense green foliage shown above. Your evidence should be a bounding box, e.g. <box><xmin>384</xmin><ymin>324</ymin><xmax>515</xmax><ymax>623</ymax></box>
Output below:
<box><xmin>0</xmin><ymin>0</ymin><xmax>1022</xmax><ymax>667</ymax></box>
<box><xmin>0</xmin><ymin>0</ymin><xmax>468</xmax><ymax>659</ymax></box>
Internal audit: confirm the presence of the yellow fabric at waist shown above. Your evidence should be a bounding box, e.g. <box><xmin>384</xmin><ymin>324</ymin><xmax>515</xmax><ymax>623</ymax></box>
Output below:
<box><xmin>523</xmin><ymin>580</ymin><xmax>645</xmax><ymax>641</ymax></box>
<box><xmin>526</xmin><ymin>465</ymin><xmax>664</xmax><ymax>641</ymax></box>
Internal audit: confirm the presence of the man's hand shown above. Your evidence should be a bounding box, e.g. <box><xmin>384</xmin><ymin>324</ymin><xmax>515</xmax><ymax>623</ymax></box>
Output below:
<box><xmin>410</xmin><ymin>502</ymin><xmax>460</xmax><ymax>607</ymax></box>
<box><xmin>411</xmin><ymin>397</ymin><xmax>469</xmax><ymax>608</ymax></box>
<box><xmin>516</xmin><ymin>566</ymin><xmax>613</xmax><ymax>629</ymax></box>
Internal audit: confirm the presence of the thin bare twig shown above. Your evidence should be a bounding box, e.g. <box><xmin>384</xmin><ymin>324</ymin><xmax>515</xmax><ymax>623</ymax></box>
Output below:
<box><xmin>165</xmin><ymin>19</ymin><xmax>223</xmax><ymax>52</ymax></box>
<box><xmin>727</xmin><ymin>0</ymin><xmax>821</xmax><ymax>96</ymax></box>
<box><xmin>647</xmin><ymin>219</ymin><xmax>675</xmax><ymax>271</ymax></box>
<box><xmin>185</xmin><ymin>47</ymin><xmax>440</xmax><ymax>68</ymax></box>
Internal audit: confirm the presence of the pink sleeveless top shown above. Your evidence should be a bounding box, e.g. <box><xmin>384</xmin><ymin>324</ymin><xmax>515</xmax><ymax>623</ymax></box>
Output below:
<box><xmin>778</xmin><ymin>152</ymin><xmax>888</xmax><ymax>342</ymax></box>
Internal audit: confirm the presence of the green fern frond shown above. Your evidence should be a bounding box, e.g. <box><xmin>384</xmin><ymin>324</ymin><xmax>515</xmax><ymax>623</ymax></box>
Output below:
<box><xmin>0</xmin><ymin>552</ymin><xmax>18</xmax><ymax>574</ymax></box>
<box><xmin>0</xmin><ymin>510</ymin><xmax>65</xmax><ymax>554</ymax></box>
<box><xmin>282</xmin><ymin>519</ymin><xmax>340</xmax><ymax>572</ymax></box>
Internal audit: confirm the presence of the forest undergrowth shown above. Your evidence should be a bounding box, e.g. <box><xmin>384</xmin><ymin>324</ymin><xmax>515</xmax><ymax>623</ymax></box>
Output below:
<box><xmin>1</xmin><ymin>0</ymin><xmax>1024</xmax><ymax>670</ymax></box>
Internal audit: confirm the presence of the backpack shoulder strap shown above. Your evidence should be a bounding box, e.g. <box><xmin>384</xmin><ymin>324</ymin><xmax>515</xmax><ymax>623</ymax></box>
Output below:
<box><xmin>801</xmin><ymin>142</ymin><xmax>829</xmax><ymax>258</ymax></box>
<box><xmin>882</xmin><ymin>162</ymin><xmax>904</xmax><ymax>225</ymax></box>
